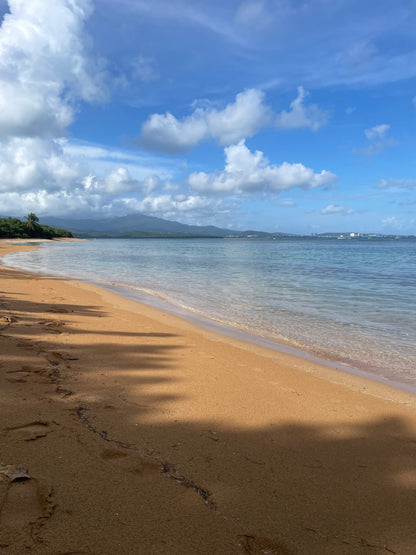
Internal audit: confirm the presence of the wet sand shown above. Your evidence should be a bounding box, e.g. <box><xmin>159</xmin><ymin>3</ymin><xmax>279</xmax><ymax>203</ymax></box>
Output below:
<box><xmin>1</xmin><ymin>239</ymin><xmax>416</xmax><ymax>554</ymax></box>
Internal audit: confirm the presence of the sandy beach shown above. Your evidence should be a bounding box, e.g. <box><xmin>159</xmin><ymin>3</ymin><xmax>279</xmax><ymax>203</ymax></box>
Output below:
<box><xmin>1</xmin><ymin>240</ymin><xmax>416</xmax><ymax>554</ymax></box>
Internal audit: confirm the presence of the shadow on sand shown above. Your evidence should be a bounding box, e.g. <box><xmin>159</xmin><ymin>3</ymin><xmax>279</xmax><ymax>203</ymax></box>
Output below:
<box><xmin>1</xmin><ymin>281</ymin><xmax>416</xmax><ymax>554</ymax></box>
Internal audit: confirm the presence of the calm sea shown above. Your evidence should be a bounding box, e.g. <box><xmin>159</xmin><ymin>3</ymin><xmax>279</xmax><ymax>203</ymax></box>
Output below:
<box><xmin>3</xmin><ymin>238</ymin><xmax>416</xmax><ymax>388</ymax></box>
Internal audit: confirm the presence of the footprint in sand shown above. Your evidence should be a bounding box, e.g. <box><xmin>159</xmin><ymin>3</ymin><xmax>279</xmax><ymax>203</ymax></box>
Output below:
<box><xmin>36</xmin><ymin>319</ymin><xmax>66</xmax><ymax>334</ymax></box>
<box><xmin>100</xmin><ymin>448</ymin><xmax>159</xmax><ymax>476</ymax></box>
<box><xmin>5</xmin><ymin>372</ymin><xmax>31</xmax><ymax>384</ymax></box>
<box><xmin>0</xmin><ymin>478</ymin><xmax>43</xmax><ymax>528</ymax></box>
<box><xmin>7</xmin><ymin>365</ymin><xmax>59</xmax><ymax>385</ymax></box>
<box><xmin>46</xmin><ymin>351</ymin><xmax>78</xmax><ymax>366</ymax></box>
<box><xmin>6</xmin><ymin>421</ymin><xmax>53</xmax><ymax>442</ymax></box>
<box><xmin>0</xmin><ymin>464</ymin><xmax>52</xmax><ymax>547</ymax></box>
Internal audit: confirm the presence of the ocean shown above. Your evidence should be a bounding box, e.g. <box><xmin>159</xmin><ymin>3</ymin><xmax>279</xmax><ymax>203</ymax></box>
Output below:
<box><xmin>3</xmin><ymin>237</ymin><xmax>416</xmax><ymax>389</ymax></box>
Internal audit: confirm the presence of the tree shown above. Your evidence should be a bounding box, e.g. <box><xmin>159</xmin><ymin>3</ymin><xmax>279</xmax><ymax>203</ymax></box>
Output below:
<box><xmin>25</xmin><ymin>213</ymin><xmax>40</xmax><ymax>235</ymax></box>
<box><xmin>0</xmin><ymin>215</ymin><xmax>72</xmax><ymax>239</ymax></box>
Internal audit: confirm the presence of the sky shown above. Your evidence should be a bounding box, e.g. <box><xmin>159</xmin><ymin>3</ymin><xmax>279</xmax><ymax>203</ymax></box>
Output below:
<box><xmin>0</xmin><ymin>0</ymin><xmax>415</xmax><ymax>234</ymax></box>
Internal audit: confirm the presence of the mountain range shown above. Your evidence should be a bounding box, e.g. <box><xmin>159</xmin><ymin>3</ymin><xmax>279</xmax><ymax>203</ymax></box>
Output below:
<box><xmin>41</xmin><ymin>214</ymin><xmax>281</xmax><ymax>238</ymax></box>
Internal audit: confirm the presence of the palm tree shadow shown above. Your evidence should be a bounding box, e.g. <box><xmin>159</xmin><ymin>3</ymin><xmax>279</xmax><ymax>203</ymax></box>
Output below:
<box><xmin>2</xmin><ymin>286</ymin><xmax>416</xmax><ymax>553</ymax></box>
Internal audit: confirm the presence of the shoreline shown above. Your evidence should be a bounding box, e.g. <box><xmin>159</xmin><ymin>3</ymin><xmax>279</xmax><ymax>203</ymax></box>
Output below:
<box><xmin>3</xmin><ymin>238</ymin><xmax>416</xmax><ymax>398</ymax></box>
<box><xmin>2</xmin><ymin>239</ymin><xmax>416</xmax><ymax>553</ymax></box>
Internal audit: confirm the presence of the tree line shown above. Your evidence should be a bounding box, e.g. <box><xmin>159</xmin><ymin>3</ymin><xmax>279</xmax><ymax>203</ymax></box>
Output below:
<box><xmin>0</xmin><ymin>213</ymin><xmax>73</xmax><ymax>239</ymax></box>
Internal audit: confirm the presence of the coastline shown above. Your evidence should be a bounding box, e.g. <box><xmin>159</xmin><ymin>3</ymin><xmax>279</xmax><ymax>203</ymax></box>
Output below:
<box><xmin>1</xmin><ymin>239</ymin><xmax>416</xmax><ymax>553</ymax></box>
<box><xmin>4</xmin><ymin>238</ymin><xmax>416</xmax><ymax>397</ymax></box>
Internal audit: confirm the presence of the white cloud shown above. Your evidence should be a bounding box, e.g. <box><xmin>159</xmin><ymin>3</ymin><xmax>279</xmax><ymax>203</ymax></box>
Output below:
<box><xmin>0</xmin><ymin>129</ymin><xmax>229</xmax><ymax>219</ymax></box>
<box><xmin>275</xmin><ymin>87</ymin><xmax>329</xmax><ymax>131</ymax></box>
<box><xmin>355</xmin><ymin>123</ymin><xmax>396</xmax><ymax>156</ymax></box>
<box><xmin>380</xmin><ymin>215</ymin><xmax>415</xmax><ymax>231</ymax></box>
<box><xmin>84</xmin><ymin>169</ymin><xmax>160</xmax><ymax>196</ymax></box>
<box><xmin>320</xmin><ymin>204</ymin><xmax>358</xmax><ymax>215</ymax></box>
<box><xmin>365</xmin><ymin>124</ymin><xmax>389</xmax><ymax>141</ymax></box>
<box><xmin>206</xmin><ymin>89</ymin><xmax>271</xmax><ymax>145</ymax></box>
<box><xmin>0</xmin><ymin>0</ymin><xmax>105</xmax><ymax>139</ymax></box>
<box><xmin>0</xmin><ymin>189</ymin><xmax>102</xmax><ymax>217</ymax></box>
<box><xmin>0</xmin><ymin>138</ymin><xmax>80</xmax><ymax>192</ymax></box>
<box><xmin>105</xmin><ymin>194</ymin><xmax>233</xmax><ymax>222</ymax></box>
<box><xmin>139</xmin><ymin>87</ymin><xmax>328</xmax><ymax>153</ymax></box>
<box><xmin>139</xmin><ymin>88</ymin><xmax>271</xmax><ymax>153</ymax></box>
<box><xmin>375</xmin><ymin>178</ymin><xmax>416</xmax><ymax>190</ymax></box>
<box><xmin>139</xmin><ymin>110</ymin><xmax>209</xmax><ymax>154</ymax></box>
<box><xmin>123</xmin><ymin>194</ymin><xmax>220</xmax><ymax>214</ymax></box>
<box><xmin>188</xmin><ymin>141</ymin><xmax>336</xmax><ymax>195</ymax></box>
<box><xmin>63</xmin><ymin>141</ymin><xmax>178</xmax><ymax>181</ymax></box>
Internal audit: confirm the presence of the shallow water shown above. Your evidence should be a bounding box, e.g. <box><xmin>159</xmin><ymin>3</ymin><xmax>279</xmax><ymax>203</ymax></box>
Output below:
<box><xmin>3</xmin><ymin>237</ymin><xmax>416</xmax><ymax>386</ymax></box>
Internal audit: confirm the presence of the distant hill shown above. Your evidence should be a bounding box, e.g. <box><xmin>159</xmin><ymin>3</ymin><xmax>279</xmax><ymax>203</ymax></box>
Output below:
<box><xmin>42</xmin><ymin>214</ymin><xmax>283</xmax><ymax>238</ymax></box>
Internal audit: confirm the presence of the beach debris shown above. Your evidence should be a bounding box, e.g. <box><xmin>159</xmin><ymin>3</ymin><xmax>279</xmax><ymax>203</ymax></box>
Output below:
<box><xmin>0</xmin><ymin>315</ymin><xmax>14</xmax><ymax>330</ymax></box>
<box><xmin>56</xmin><ymin>386</ymin><xmax>74</xmax><ymax>397</ymax></box>
<box><xmin>0</xmin><ymin>463</ymin><xmax>30</xmax><ymax>482</ymax></box>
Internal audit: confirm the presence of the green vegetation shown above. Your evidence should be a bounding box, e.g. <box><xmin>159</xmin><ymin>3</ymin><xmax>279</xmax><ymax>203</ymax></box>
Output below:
<box><xmin>0</xmin><ymin>214</ymin><xmax>73</xmax><ymax>239</ymax></box>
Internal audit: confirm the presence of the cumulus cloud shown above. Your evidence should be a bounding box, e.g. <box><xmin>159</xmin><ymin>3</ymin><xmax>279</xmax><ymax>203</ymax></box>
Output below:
<box><xmin>0</xmin><ymin>144</ymin><xmax>224</xmax><ymax>218</ymax></box>
<box><xmin>206</xmin><ymin>89</ymin><xmax>271</xmax><ymax>144</ymax></box>
<box><xmin>188</xmin><ymin>141</ymin><xmax>336</xmax><ymax>195</ymax></box>
<box><xmin>83</xmin><ymin>169</ymin><xmax>160</xmax><ymax>197</ymax></box>
<box><xmin>0</xmin><ymin>133</ymin><xmax>229</xmax><ymax>219</ymax></box>
<box><xmin>0</xmin><ymin>0</ymin><xmax>105</xmax><ymax>139</ymax></box>
<box><xmin>0</xmin><ymin>2</ymin><xmax>334</xmax><ymax>223</ymax></box>
<box><xmin>101</xmin><ymin>193</ymin><xmax>235</xmax><ymax>223</ymax></box>
<box><xmin>0</xmin><ymin>0</ymin><xmax>147</xmax><ymax>219</ymax></box>
<box><xmin>139</xmin><ymin>87</ymin><xmax>328</xmax><ymax>153</ymax></box>
<box><xmin>0</xmin><ymin>138</ymin><xmax>80</xmax><ymax>193</ymax></box>
<box><xmin>275</xmin><ymin>87</ymin><xmax>329</xmax><ymax>131</ymax></box>
<box><xmin>119</xmin><ymin>194</ymin><xmax>226</xmax><ymax>215</ymax></box>
<box><xmin>139</xmin><ymin>111</ymin><xmax>209</xmax><ymax>155</ymax></box>
<box><xmin>139</xmin><ymin>89</ymin><xmax>271</xmax><ymax>153</ymax></box>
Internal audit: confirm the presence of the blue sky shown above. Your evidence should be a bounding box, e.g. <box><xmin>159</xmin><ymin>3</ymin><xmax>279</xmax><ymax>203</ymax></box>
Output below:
<box><xmin>0</xmin><ymin>0</ymin><xmax>415</xmax><ymax>233</ymax></box>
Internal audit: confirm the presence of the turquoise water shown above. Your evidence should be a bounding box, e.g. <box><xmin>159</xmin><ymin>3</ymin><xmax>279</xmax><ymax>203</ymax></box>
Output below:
<box><xmin>3</xmin><ymin>238</ymin><xmax>416</xmax><ymax>386</ymax></box>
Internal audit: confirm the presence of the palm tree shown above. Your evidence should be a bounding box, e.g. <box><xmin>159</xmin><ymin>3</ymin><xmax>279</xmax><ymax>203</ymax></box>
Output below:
<box><xmin>25</xmin><ymin>213</ymin><xmax>40</xmax><ymax>235</ymax></box>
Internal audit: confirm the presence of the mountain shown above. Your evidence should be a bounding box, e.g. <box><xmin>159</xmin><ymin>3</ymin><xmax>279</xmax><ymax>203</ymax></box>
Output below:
<box><xmin>41</xmin><ymin>214</ymin><xmax>277</xmax><ymax>238</ymax></box>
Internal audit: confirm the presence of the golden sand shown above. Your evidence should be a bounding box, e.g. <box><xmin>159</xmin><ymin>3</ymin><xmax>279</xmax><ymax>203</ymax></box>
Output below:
<box><xmin>1</xmin><ymin>240</ymin><xmax>416</xmax><ymax>554</ymax></box>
